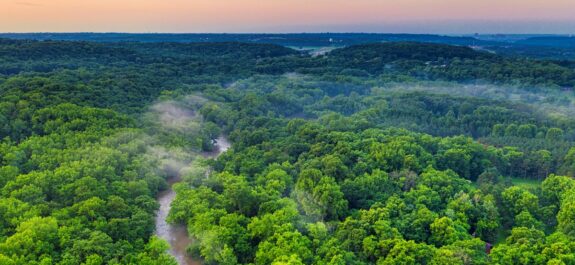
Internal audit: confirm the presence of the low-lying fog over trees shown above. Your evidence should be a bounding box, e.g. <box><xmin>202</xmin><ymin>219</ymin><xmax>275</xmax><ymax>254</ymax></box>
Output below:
<box><xmin>1</xmin><ymin>38</ymin><xmax>575</xmax><ymax>264</ymax></box>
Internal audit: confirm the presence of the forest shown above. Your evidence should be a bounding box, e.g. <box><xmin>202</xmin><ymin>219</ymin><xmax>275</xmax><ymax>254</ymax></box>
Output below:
<box><xmin>1</xmin><ymin>37</ymin><xmax>575</xmax><ymax>265</ymax></box>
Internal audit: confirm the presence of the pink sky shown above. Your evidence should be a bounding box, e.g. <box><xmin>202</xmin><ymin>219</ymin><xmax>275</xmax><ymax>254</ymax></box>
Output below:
<box><xmin>1</xmin><ymin>0</ymin><xmax>575</xmax><ymax>33</ymax></box>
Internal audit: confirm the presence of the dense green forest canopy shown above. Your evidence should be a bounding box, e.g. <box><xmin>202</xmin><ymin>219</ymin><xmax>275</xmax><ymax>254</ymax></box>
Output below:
<box><xmin>3</xmin><ymin>33</ymin><xmax>575</xmax><ymax>61</ymax></box>
<box><xmin>0</xmin><ymin>33</ymin><xmax>516</xmax><ymax>46</ymax></box>
<box><xmin>1</xmin><ymin>38</ymin><xmax>575</xmax><ymax>264</ymax></box>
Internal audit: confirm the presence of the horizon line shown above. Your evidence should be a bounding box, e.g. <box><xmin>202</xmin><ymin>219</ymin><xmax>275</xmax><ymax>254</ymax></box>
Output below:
<box><xmin>1</xmin><ymin>32</ymin><xmax>574</xmax><ymax>36</ymax></box>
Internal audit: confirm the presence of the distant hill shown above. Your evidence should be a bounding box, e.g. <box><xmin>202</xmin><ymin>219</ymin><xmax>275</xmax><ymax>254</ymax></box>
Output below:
<box><xmin>329</xmin><ymin>42</ymin><xmax>493</xmax><ymax>62</ymax></box>
<box><xmin>326</xmin><ymin>42</ymin><xmax>496</xmax><ymax>75</ymax></box>
<box><xmin>0</xmin><ymin>33</ymin><xmax>496</xmax><ymax>47</ymax></box>
<box><xmin>516</xmin><ymin>36</ymin><xmax>575</xmax><ymax>48</ymax></box>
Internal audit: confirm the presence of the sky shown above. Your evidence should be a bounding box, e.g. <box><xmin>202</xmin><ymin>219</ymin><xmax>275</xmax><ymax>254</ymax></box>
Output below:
<box><xmin>1</xmin><ymin>0</ymin><xmax>575</xmax><ymax>34</ymax></box>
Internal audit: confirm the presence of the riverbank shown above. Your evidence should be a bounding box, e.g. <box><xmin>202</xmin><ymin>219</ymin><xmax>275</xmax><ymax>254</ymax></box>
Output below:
<box><xmin>154</xmin><ymin>136</ymin><xmax>231</xmax><ymax>265</ymax></box>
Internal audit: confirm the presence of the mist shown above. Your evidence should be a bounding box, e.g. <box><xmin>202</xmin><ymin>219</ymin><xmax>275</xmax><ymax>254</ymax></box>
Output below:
<box><xmin>373</xmin><ymin>81</ymin><xmax>575</xmax><ymax>119</ymax></box>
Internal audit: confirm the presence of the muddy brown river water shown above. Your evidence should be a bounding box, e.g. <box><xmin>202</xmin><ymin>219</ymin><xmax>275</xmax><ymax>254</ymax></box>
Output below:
<box><xmin>155</xmin><ymin>136</ymin><xmax>231</xmax><ymax>265</ymax></box>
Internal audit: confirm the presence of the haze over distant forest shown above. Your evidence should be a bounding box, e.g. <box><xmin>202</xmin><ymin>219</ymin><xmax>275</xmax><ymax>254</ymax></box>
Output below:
<box><xmin>2</xmin><ymin>1</ymin><xmax>575</xmax><ymax>265</ymax></box>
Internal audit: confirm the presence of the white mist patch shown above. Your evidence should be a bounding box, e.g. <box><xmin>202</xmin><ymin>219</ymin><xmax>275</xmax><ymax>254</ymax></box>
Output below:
<box><xmin>225</xmin><ymin>80</ymin><xmax>239</xmax><ymax>89</ymax></box>
<box><xmin>283</xmin><ymin>72</ymin><xmax>305</xmax><ymax>80</ymax></box>
<box><xmin>146</xmin><ymin>145</ymin><xmax>193</xmax><ymax>178</ymax></box>
<box><xmin>142</xmin><ymin>95</ymin><xmax>213</xmax><ymax>178</ymax></box>
<box><xmin>147</xmin><ymin>95</ymin><xmax>211</xmax><ymax>138</ymax></box>
<box><xmin>151</xmin><ymin>101</ymin><xmax>197</xmax><ymax>130</ymax></box>
<box><xmin>373</xmin><ymin>82</ymin><xmax>575</xmax><ymax>119</ymax></box>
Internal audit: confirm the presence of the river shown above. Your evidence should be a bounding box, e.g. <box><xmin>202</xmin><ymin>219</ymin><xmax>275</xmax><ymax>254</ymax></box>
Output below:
<box><xmin>154</xmin><ymin>136</ymin><xmax>231</xmax><ymax>265</ymax></box>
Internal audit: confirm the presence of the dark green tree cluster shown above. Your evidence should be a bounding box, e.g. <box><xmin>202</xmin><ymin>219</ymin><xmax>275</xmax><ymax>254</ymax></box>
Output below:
<box><xmin>327</xmin><ymin>42</ymin><xmax>575</xmax><ymax>87</ymax></box>
<box><xmin>0</xmin><ymin>103</ymin><xmax>178</xmax><ymax>264</ymax></box>
<box><xmin>193</xmin><ymin>76</ymin><xmax>575</xmax><ymax>180</ymax></box>
<box><xmin>171</xmin><ymin>111</ymin><xmax>575</xmax><ymax>264</ymax></box>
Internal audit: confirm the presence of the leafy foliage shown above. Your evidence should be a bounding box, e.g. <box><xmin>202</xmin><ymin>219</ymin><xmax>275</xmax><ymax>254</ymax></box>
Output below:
<box><xmin>2</xmin><ymin>38</ymin><xmax>575</xmax><ymax>264</ymax></box>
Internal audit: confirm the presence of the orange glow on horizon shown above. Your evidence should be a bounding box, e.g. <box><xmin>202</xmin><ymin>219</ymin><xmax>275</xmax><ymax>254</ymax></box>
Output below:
<box><xmin>1</xmin><ymin>0</ymin><xmax>575</xmax><ymax>33</ymax></box>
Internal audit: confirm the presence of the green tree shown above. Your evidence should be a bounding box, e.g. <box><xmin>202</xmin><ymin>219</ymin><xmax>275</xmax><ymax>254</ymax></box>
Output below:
<box><xmin>293</xmin><ymin>169</ymin><xmax>348</xmax><ymax>221</ymax></box>
<box><xmin>254</xmin><ymin>231</ymin><xmax>313</xmax><ymax>265</ymax></box>
<box><xmin>429</xmin><ymin>217</ymin><xmax>460</xmax><ymax>247</ymax></box>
